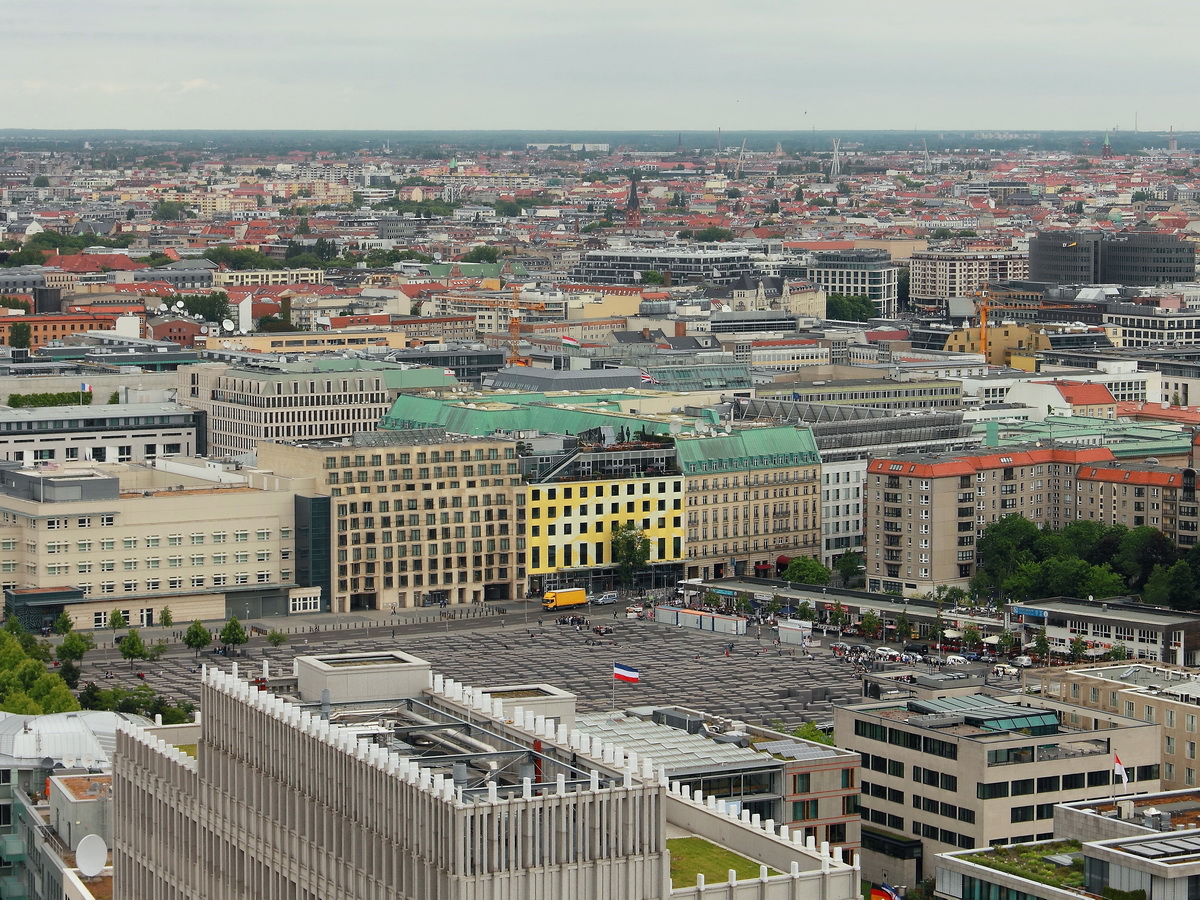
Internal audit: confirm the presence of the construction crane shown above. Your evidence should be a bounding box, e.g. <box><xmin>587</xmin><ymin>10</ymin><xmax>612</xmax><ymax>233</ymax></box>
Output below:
<box><xmin>975</xmin><ymin>295</ymin><xmax>1080</xmax><ymax>366</ymax></box>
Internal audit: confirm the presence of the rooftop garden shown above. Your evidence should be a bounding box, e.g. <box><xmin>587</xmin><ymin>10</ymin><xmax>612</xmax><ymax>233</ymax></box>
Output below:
<box><xmin>963</xmin><ymin>840</ymin><xmax>1084</xmax><ymax>889</ymax></box>
<box><xmin>667</xmin><ymin>836</ymin><xmax>779</xmax><ymax>887</ymax></box>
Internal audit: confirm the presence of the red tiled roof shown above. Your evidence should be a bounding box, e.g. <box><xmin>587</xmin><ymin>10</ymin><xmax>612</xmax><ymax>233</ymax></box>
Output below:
<box><xmin>1035</xmin><ymin>380</ymin><xmax>1115</xmax><ymax>406</ymax></box>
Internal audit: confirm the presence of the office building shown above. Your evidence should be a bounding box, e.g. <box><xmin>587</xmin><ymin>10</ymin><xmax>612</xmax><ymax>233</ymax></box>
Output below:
<box><xmin>784</xmin><ymin>250</ymin><xmax>900</xmax><ymax>318</ymax></box>
<box><xmin>909</xmin><ymin>249</ymin><xmax>1029</xmax><ymax>308</ymax></box>
<box><xmin>113</xmin><ymin>652</ymin><xmax>860</xmax><ymax>900</ymax></box>
<box><xmin>254</xmin><ymin>431</ymin><xmax>523</xmax><ymax>611</ymax></box>
<box><xmin>0</xmin><ymin>402</ymin><xmax>201</xmax><ymax>465</ymax></box>
<box><xmin>1028</xmin><ymin>230</ymin><xmax>1196</xmax><ymax>286</ymax></box>
<box><xmin>0</xmin><ymin>462</ymin><xmax>302</xmax><ymax>631</ymax></box>
<box><xmin>835</xmin><ymin>686</ymin><xmax>1161</xmax><ymax>886</ymax></box>
<box><xmin>178</xmin><ymin>359</ymin><xmax>398</xmax><ymax>457</ymax></box>
<box><xmin>934</xmin><ymin>789</ymin><xmax>1200</xmax><ymax>900</ymax></box>
<box><xmin>571</xmin><ymin>248</ymin><xmax>756</xmax><ymax>286</ymax></box>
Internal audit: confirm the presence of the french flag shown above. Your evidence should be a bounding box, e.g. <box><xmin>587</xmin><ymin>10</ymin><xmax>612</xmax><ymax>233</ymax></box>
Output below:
<box><xmin>613</xmin><ymin>663</ymin><xmax>639</xmax><ymax>683</ymax></box>
<box><xmin>80</xmin><ymin>383</ymin><xmax>93</xmax><ymax>392</ymax></box>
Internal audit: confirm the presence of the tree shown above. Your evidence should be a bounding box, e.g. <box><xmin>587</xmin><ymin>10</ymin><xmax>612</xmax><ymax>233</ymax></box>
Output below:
<box><xmin>183</xmin><ymin>620</ymin><xmax>211</xmax><ymax>656</ymax></box>
<box><xmin>56</xmin><ymin>631</ymin><xmax>95</xmax><ymax>663</ymax></box>
<box><xmin>219</xmin><ymin>616</ymin><xmax>248</xmax><ymax>654</ymax></box>
<box><xmin>795</xmin><ymin>600</ymin><xmax>815</xmax><ymax>621</ymax></box>
<box><xmin>1143</xmin><ymin>560</ymin><xmax>1197</xmax><ymax>610</ymax></box>
<box><xmin>895</xmin><ymin>610</ymin><xmax>910</xmax><ymax>641</ymax></box>
<box><xmin>32</xmin><ymin>175</ymin><xmax>49</xmax><ymax>187</ymax></box>
<box><xmin>997</xmin><ymin>631</ymin><xmax>1019</xmax><ymax>656</ymax></box>
<box><xmin>791</xmin><ymin>722</ymin><xmax>834</xmax><ymax>745</ymax></box>
<box><xmin>695</xmin><ymin>226</ymin><xmax>734</xmax><ymax>242</ymax></box>
<box><xmin>51</xmin><ymin>611</ymin><xmax>73</xmax><ymax>635</ymax></box>
<box><xmin>611</xmin><ymin>524</ymin><xmax>651</xmax><ymax>588</ymax></box>
<box><xmin>8</xmin><ymin>322</ymin><xmax>30</xmax><ymax>350</ymax></box>
<box><xmin>144</xmin><ymin>639</ymin><xmax>168</xmax><ymax>662</ymax></box>
<box><xmin>58</xmin><ymin>660</ymin><xmax>82</xmax><ymax>690</ymax></box>
<box><xmin>829</xmin><ymin>599</ymin><xmax>849</xmax><ymax>631</ymax></box>
<box><xmin>119</xmin><ymin>628</ymin><xmax>147</xmax><ymax>668</ymax></box>
<box><xmin>824</xmin><ymin>293</ymin><xmax>876</xmax><ymax>322</ymax></box>
<box><xmin>860</xmin><ymin>609</ymin><xmax>882</xmax><ymax>640</ymax></box>
<box><xmin>1107</xmin><ymin>642</ymin><xmax>1129</xmax><ymax>661</ymax></box>
<box><xmin>295</xmin><ymin>217</ymin><xmax>311</xmax><ymax>235</ymax></box>
<box><xmin>494</xmin><ymin>200</ymin><xmax>522</xmax><ymax>217</ymax></box>
<box><xmin>152</xmin><ymin>200</ymin><xmax>187</xmax><ymax>221</ymax></box>
<box><xmin>640</xmin><ymin>270</ymin><xmax>664</xmax><ymax>285</ymax></box>
<box><xmin>159</xmin><ymin>607</ymin><xmax>173</xmax><ymax>628</ymax></box>
<box><xmin>782</xmin><ymin>556</ymin><xmax>831</xmax><ymax>586</ymax></box>
<box><xmin>975</xmin><ymin>515</ymin><xmax>1041</xmax><ymax>592</ymax></box>
<box><xmin>835</xmin><ymin>552</ymin><xmax>864</xmax><ymax>586</ymax></box>
<box><xmin>1033</xmin><ymin>628</ymin><xmax>1050</xmax><ymax>661</ymax></box>
<box><xmin>460</xmin><ymin>246</ymin><xmax>499</xmax><ymax>264</ymax></box>
<box><xmin>178</xmin><ymin>292</ymin><xmax>231</xmax><ymax>323</ymax></box>
<box><xmin>1131</xmin><ymin>190</ymin><xmax>1152</xmax><ymax>203</ymax></box>
<box><xmin>109</xmin><ymin>609</ymin><xmax>127</xmax><ymax>630</ymax></box>
<box><xmin>267</xmin><ymin>629</ymin><xmax>287</xmax><ymax>648</ymax></box>
<box><xmin>1069</xmin><ymin>636</ymin><xmax>1087</xmax><ymax>662</ymax></box>
<box><xmin>1113</xmin><ymin>526</ymin><xmax>1178</xmax><ymax>591</ymax></box>
<box><xmin>962</xmin><ymin>625</ymin><xmax>981</xmax><ymax>648</ymax></box>
<box><xmin>107</xmin><ymin>391</ymin><xmax>120</xmax><ymax>404</ymax></box>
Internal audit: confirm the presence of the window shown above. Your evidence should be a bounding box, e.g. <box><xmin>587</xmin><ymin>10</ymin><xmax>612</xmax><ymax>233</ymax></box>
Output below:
<box><xmin>792</xmin><ymin>800</ymin><xmax>819</xmax><ymax>820</ymax></box>
<box><xmin>190</xmin><ymin>533</ymin><xmax>204</xmax><ymax>545</ymax></box>
<box><xmin>235</xmin><ymin>530</ymin><xmax>248</xmax><ymax>542</ymax></box>
<box><xmin>191</xmin><ymin>576</ymin><xmax>205</xmax><ymax>587</ymax></box>
<box><xmin>794</xmin><ymin>773</ymin><xmax>811</xmax><ymax>794</ymax></box>
<box><xmin>977</xmin><ymin>782</ymin><xmax>1009</xmax><ymax>800</ymax></box>
<box><xmin>256</xmin><ymin>529</ymin><xmax>271</xmax><ymax>541</ymax></box>
<box><xmin>167</xmin><ymin>534</ymin><xmax>182</xmax><ymax>546</ymax></box>
<box><xmin>93</xmin><ymin>611</ymin><xmax>107</xmax><ymax>628</ymax></box>
<box><xmin>256</xmin><ymin>571</ymin><xmax>271</xmax><ymax>583</ymax></box>
<box><xmin>212</xmin><ymin>531</ymin><xmax>227</xmax><ymax>544</ymax></box>
<box><xmin>100</xmin><ymin>515</ymin><xmax>114</xmax><ymax>527</ymax></box>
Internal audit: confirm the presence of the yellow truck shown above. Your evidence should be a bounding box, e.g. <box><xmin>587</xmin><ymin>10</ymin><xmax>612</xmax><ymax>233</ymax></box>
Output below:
<box><xmin>542</xmin><ymin>588</ymin><xmax>588</xmax><ymax>610</ymax></box>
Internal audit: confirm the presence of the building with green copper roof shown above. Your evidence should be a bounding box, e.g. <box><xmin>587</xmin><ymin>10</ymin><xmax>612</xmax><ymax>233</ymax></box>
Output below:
<box><xmin>674</xmin><ymin>426</ymin><xmax>821</xmax><ymax>474</ymax></box>
<box><xmin>975</xmin><ymin>415</ymin><xmax>1192</xmax><ymax>462</ymax></box>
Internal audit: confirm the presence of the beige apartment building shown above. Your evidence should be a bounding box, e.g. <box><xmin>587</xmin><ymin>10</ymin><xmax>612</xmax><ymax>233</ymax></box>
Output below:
<box><xmin>1035</xmin><ymin>661</ymin><xmax>1200</xmax><ymax>791</ymax></box>
<box><xmin>254</xmin><ymin>431</ymin><xmax>524</xmax><ymax>612</ymax></box>
<box><xmin>864</xmin><ymin>445</ymin><xmax>1115</xmax><ymax>597</ymax></box>
<box><xmin>211</xmin><ymin>267</ymin><xmax>324</xmax><ymax>288</ymax></box>
<box><xmin>178</xmin><ymin>360</ymin><xmax>395</xmax><ymax>457</ymax></box>
<box><xmin>909</xmin><ymin>248</ymin><xmax>1028</xmax><ymax>308</ymax></box>
<box><xmin>835</xmin><ymin>684</ymin><xmax>1161</xmax><ymax>887</ymax></box>
<box><xmin>678</xmin><ymin>427</ymin><xmax>824</xmax><ymax>581</ymax></box>
<box><xmin>0</xmin><ymin>462</ymin><xmax>300</xmax><ymax>631</ymax></box>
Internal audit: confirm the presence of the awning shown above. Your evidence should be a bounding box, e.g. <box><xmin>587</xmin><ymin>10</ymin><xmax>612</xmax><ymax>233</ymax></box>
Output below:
<box><xmin>943</xmin><ymin>629</ymin><xmax>964</xmax><ymax>639</ymax></box>
<box><xmin>982</xmin><ymin>635</ymin><xmax>1001</xmax><ymax>645</ymax></box>
<box><xmin>777</xmin><ymin>556</ymin><xmax>791</xmax><ymax>565</ymax></box>
<box><xmin>754</xmin><ymin>563</ymin><xmax>771</xmax><ymax>570</ymax></box>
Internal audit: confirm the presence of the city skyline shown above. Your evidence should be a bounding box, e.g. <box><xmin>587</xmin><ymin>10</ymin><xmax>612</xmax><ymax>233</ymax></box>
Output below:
<box><xmin>7</xmin><ymin>0</ymin><xmax>1198</xmax><ymax>133</ymax></box>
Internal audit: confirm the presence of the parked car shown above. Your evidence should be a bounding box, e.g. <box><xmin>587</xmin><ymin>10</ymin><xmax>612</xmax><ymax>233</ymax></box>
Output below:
<box><xmin>1013</xmin><ymin>655</ymin><xmax>1035</xmax><ymax>668</ymax></box>
<box><xmin>993</xmin><ymin>664</ymin><xmax>1020</xmax><ymax>677</ymax></box>
<box><xmin>945</xmin><ymin>655</ymin><xmax>968</xmax><ymax>666</ymax></box>
<box><xmin>904</xmin><ymin>643</ymin><xmax>930</xmax><ymax>655</ymax></box>
<box><xmin>830</xmin><ymin>642</ymin><xmax>851</xmax><ymax>653</ymax></box>
<box><xmin>592</xmin><ymin>592</ymin><xmax>619</xmax><ymax>606</ymax></box>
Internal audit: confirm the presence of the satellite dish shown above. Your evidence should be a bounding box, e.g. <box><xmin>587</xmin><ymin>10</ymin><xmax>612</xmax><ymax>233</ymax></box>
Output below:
<box><xmin>64</xmin><ymin>754</ymin><xmax>76</xmax><ymax>768</ymax></box>
<box><xmin>222</xmin><ymin>341</ymin><xmax>231</xmax><ymax>349</ymax></box>
<box><xmin>82</xmin><ymin>754</ymin><xmax>95</xmax><ymax>769</ymax></box>
<box><xmin>433</xmin><ymin>252</ymin><xmax>443</xmax><ymax>262</ymax></box>
<box><xmin>76</xmin><ymin>834</ymin><xmax>107</xmax><ymax>878</ymax></box>
<box><xmin>199</xmin><ymin>326</ymin><xmax>208</xmax><ymax>334</ymax></box>
<box><xmin>222</xmin><ymin>319</ymin><xmax>234</xmax><ymax>331</ymax></box>
<box><xmin>40</xmin><ymin>756</ymin><xmax>54</xmax><ymax>769</ymax></box>
<box><xmin>173</xmin><ymin>301</ymin><xmax>185</xmax><ymax>310</ymax></box>
<box><xmin>157</xmin><ymin>303</ymin><xmax>168</xmax><ymax>313</ymax></box>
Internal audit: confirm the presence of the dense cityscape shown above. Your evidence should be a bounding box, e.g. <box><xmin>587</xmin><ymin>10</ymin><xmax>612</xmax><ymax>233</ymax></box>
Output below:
<box><xmin>6</xmin><ymin>113</ymin><xmax>1200</xmax><ymax>899</ymax></box>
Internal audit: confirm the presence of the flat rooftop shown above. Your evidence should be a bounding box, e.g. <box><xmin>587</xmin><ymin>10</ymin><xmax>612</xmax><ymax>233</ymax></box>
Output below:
<box><xmin>575</xmin><ymin>712</ymin><xmax>775</xmax><ymax>777</ymax></box>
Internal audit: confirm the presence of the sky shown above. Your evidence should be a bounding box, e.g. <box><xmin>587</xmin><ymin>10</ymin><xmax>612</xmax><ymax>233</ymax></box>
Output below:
<box><xmin>6</xmin><ymin>1</ymin><xmax>1198</xmax><ymax>133</ymax></box>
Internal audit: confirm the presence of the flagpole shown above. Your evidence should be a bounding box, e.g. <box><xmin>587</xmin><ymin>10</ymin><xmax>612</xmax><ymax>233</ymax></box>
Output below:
<box><xmin>612</xmin><ymin>657</ymin><xmax>616</xmax><ymax>713</ymax></box>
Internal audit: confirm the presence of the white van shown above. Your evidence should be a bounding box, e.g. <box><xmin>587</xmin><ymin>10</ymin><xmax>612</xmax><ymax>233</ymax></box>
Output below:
<box><xmin>1013</xmin><ymin>655</ymin><xmax>1034</xmax><ymax>668</ymax></box>
<box><xmin>593</xmin><ymin>592</ymin><xmax>619</xmax><ymax>606</ymax></box>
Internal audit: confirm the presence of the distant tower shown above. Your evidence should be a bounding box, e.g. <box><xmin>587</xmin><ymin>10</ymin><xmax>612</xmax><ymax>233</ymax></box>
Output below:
<box><xmin>774</xmin><ymin>141</ymin><xmax>785</xmax><ymax>158</ymax></box>
<box><xmin>676</xmin><ymin>132</ymin><xmax>683</xmax><ymax>155</ymax></box>
<box><xmin>1169</xmin><ymin>126</ymin><xmax>1178</xmax><ymax>154</ymax></box>
<box><xmin>624</xmin><ymin>171</ymin><xmax>641</xmax><ymax>228</ymax></box>
<box><xmin>921</xmin><ymin>138</ymin><xmax>932</xmax><ymax>175</ymax></box>
<box><xmin>1102</xmin><ymin>133</ymin><xmax>1113</xmax><ymax>159</ymax></box>
<box><xmin>830</xmin><ymin>138</ymin><xmax>842</xmax><ymax>180</ymax></box>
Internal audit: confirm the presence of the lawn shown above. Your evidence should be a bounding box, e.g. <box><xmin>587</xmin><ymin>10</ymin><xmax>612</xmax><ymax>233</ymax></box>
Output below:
<box><xmin>174</xmin><ymin>744</ymin><xmax>197</xmax><ymax>758</ymax></box>
<box><xmin>667</xmin><ymin>836</ymin><xmax>777</xmax><ymax>886</ymax></box>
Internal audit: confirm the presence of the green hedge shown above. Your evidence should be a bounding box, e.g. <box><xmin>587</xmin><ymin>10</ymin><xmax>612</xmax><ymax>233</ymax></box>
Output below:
<box><xmin>8</xmin><ymin>391</ymin><xmax>94</xmax><ymax>408</ymax></box>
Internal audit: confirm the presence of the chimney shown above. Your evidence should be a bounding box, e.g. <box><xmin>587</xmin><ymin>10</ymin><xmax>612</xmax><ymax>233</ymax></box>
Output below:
<box><xmin>642</xmin><ymin>328</ymin><xmax>650</xmax><ymax>339</ymax></box>
<box><xmin>675</xmin><ymin>321</ymin><xmax>687</xmax><ymax>337</ymax></box>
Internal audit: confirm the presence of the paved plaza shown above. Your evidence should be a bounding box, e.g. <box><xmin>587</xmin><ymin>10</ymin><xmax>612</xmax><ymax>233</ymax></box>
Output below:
<box><xmin>77</xmin><ymin>611</ymin><xmax>871</xmax><ymax>731</ymax></box>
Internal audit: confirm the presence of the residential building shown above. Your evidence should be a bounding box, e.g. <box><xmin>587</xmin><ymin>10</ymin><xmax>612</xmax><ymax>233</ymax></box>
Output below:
<box><xmin>254</xmin><ymin>431</ymin><xmax>523</xmax><ymax>611</ymax></box>
<box><xmin>1029</xmin><ymin>230</ymin><xmax>1196</xmax><ymax>286</ymax></box>
<box><xmin>210</xmin><ymin>267</ymin><xmax>325</xmax><ymax>288</ymax></box>
<box><xmin>678</xmin><ymin>427</ymin><xmax>823</xmax><ymax>581</ymax></box>
<box><xmin>0</xmin><ymin>313</ymin><xmax>125</xmax><ymax>349</ymax></box>
<box><xmin>177</xmin><ymin>360</ymin><xmax>396</xmax><ymax>457</ymax></box>
<box><xmin>1034</xmin><ymin>661</ymin><xmax>1200</xmax><ymax>789</ymax></box>
<box><xmin>0</xmin><ymin>402</ymin><xmax>201</xmax><ymax>465</ymax></box>
<box><xmin>192</xmin><ymin>328</ymin><xmax>409</xmax><ymax>354</ymax></box>
<box><xmin>757</xmin><ymin>378</ymin><xmax>963</xmax><ymax>410</ymax></box>
<box><xmin>0</xmin><ymin>462</ymin><xmax>300</xmax><ymax>630</ymax></box>
<box><xmin>835</xmin><ymin>687</ymin><xmax>1161</xmax><ymax>886</ymax></box>
<box><xmin>909</xmin><ymin>249</ymin><xmax>1029</xmax><ymax>308</ymax></box>
<box><xmin>1005</xmin><ymin>380</ymin><xmax>1118</xmax><ymax>419</ymax></box>
<box><xmin>113</xmin><ymin>652</ymin><xmax>860</xmax><ymax>900</ymax></box>
<box><xmin>863</xmin><ymin>446</ymin><xmax>1114</xmax><ymax>596</ymax></box>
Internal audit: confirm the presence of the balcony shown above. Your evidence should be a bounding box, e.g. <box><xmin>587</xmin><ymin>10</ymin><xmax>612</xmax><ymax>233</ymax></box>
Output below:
<box><xmin>0</xmin><ymin>836</ymin><xmax>24</xmax><ymax>864</ymax></box>
<box><xmin>883</xmin><ymin>507</ymin><xmax>902</xmax><ymax>519</ymax></box>
<box><xmin>883</xmin><ymin>492</ymin><xmax>902</xmax><ymax>503</ymax></box>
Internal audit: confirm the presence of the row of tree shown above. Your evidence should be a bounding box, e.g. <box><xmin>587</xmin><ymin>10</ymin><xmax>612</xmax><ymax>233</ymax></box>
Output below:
<box><xmin>974</xmin><ymin>517</ymin><xmax>1197</xmax><ymax>607</ymax></box>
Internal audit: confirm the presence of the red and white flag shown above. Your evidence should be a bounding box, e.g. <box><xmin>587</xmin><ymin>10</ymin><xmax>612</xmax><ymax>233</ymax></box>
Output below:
<box><xmin>1114</xmin><ymin>753</ymin><xmax>1128</xmax><ymax>787</ymax></box>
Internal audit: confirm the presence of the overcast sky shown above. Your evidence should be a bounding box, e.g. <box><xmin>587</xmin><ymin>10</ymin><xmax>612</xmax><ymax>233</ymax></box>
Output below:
<box><xmin>6</xmin><ymin>1</ymin><xmax>1196</xmax><ymax>133</ymax></box>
